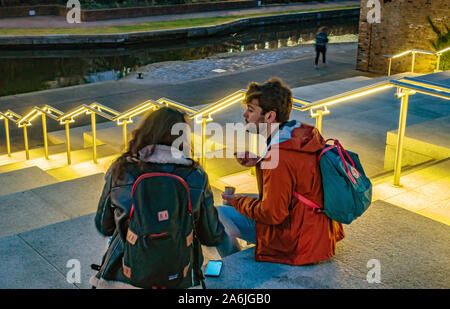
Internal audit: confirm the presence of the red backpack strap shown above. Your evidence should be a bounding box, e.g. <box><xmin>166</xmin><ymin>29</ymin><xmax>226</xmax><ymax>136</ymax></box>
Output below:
<box><xmin>318</xmin><ymin>139</ymin><xmax>357</xmax><ymax>185</ymax></box>
<box><xmin>293</xmin><ymin>191</ymin><xmax>324</xmax><ymax>214</ymax></box>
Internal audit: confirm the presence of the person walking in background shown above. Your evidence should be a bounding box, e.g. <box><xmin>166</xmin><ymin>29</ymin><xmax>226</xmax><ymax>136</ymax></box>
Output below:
<box><xmin>314</xmin><ymin>26</ymin><xmax>329</xmax><ymax>69</ymax></box>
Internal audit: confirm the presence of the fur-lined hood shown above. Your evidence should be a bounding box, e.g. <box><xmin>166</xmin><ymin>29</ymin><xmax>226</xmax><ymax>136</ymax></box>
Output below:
<box><xmin>128</xmin><ymin>144</ymin><xmax>193</xmax><ymax>166</ymax></box>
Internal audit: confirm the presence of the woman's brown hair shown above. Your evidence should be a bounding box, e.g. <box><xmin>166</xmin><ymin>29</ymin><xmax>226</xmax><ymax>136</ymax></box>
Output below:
<box><xmin>112</xmin><ymin>107</ymin><xmax>192</xmax><ymax>181</ymax></box>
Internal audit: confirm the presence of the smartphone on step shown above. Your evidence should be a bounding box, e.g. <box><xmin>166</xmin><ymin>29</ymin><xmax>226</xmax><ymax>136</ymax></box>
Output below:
<box><xmin>204</xmin><ymin>260</ymin><xmax>223</xmax><ymax>277</ymax></box>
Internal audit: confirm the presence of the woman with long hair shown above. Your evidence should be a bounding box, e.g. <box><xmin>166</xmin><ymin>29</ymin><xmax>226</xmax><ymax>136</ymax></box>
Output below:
<box><xmin>91</xmin><ymin>107</ymin><xmax>224</xmax><ymax>289</ymax></box>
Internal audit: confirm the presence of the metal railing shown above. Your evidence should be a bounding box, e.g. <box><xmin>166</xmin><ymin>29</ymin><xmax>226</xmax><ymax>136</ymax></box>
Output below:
<box><xmin>384</xmin><ymin>47</ymin><xmax>450</xmax><ymax>76</ymax></box>
<box><xmin>1</xmin><ymin>73</ymin><xmax>449</xmax><ymax>186</ymax></box>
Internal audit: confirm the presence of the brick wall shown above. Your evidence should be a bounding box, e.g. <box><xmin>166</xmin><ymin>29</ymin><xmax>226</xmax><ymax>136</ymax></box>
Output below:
<box><xmin>356</xmin><ymin>0</ymin><xmax>450</xmax><ymax>74</ymax></box>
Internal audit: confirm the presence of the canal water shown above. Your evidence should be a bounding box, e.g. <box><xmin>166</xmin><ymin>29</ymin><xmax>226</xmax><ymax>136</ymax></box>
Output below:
<box><xmin>0</xmin><ymin>17</ymin><xmax>358</xmax><ymax>97</ymax></box>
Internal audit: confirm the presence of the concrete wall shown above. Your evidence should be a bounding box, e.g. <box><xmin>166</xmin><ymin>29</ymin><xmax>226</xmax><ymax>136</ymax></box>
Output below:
<box><xmin>0</xmin><ymin>8</ymin><xmax>360</xmax><ymax>48</ymax></box>
<box><xmin>356</xmin><ymin>0</ymin><xmax>450</xmax><ymax>75</ymax></box>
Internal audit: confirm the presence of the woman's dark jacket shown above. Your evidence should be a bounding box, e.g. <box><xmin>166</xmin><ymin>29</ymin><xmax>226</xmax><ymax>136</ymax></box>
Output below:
<box><xmin>90</xmin><ymin>145</ymin><xmax>224</xmax><ymax>289</ymax></box>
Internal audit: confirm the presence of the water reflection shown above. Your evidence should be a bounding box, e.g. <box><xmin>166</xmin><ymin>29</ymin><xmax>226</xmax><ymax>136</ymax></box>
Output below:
<box><xmin>0</xmin><ymin>17</ymin><xmax>358</xmax><ymax>97</ymax></box>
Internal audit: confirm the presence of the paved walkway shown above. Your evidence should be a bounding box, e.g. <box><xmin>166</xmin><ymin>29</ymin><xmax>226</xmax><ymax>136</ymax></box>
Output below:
<box><xmin>0</xmin><ymin>1</ymin><xmax>359</xmax><ymax>28</ymax></box>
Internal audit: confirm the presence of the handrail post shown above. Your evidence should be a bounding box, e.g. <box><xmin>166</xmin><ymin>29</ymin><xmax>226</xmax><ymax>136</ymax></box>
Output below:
<box><xmin>4</xmin><ymin>118</ymin><xmax>11</xmax><ymax>157</ymax></box>
<box><xmin>122</xmin><ymin>122</ymin><xmax>128</xmax><ymax>152</ymax></box>
<box><xmin>91</xmin><ymin>112</ymin><xmax>97</xmax><ymax>164</ymax></box>
<box><xmin>388</xmin><ymin>58</ymin><xmax>392</xmax><ymax>76</ymax></box>
<box><xmin>23</xmin><ymin>126</ymin><xmax>30</xmax><ymax>160</ymax></box>
<box><xmin>435</xmin><ymin>53</ymin><xmax>441</xmax><ymax>72</ymax></box>
<box><xmin>201</xmin><ymin>118</ymin><xmax>207</xmax><ymax>169</ymax></box>
<box><xmin>65</xmin><ymin>121</ymin><xmax>71</xmax><ymax>165</ymax></box>
<box><xmin>411</xmin><ymin>51</ymin><xmax>416</xmax><ymax>73</ymax></box>
<box><xmin>393</xmin><ymin>90</ymin><xmax>409</xmax><ymax>186</ymax></box>
<box><xmin>42</xmin><ymin>113</ymin><xmax>49</xmax><ymax>160</ymax></box>
<box><xmin>315</xmin><ymin>110</ymin><xmax>323</xmax><ymax>134</ymax></box>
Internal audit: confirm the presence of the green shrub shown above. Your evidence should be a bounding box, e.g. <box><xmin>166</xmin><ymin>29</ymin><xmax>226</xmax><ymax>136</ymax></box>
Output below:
<box><xmin>427</xmin><ymin>16</ymin><xmax>450</xmax><ymax>71</ymax></box>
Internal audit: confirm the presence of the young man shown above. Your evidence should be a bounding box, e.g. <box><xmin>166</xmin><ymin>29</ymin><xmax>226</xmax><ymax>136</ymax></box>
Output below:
<box><xmin>315</xmin><ymin>26</ymin><xmax>329</xmax><ymax>69</ymax></box>
<box><xmin>217</xmin><ymin>77</ymin><xmax>345</xmax><ymax>265</ymax></box>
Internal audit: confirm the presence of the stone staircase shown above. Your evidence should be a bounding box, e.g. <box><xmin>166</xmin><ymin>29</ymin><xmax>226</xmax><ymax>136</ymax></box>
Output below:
<box><xmin>0</xmin><ymin>73</ymin><xmax>448</xmax><ymax>288</ymax></box>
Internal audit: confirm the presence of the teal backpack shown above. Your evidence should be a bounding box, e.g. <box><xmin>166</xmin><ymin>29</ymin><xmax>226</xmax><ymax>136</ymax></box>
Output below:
<box><xmin>294</xmin><ymin>139</ymin><xmax>372</xmax><ymax>224</ymax></box>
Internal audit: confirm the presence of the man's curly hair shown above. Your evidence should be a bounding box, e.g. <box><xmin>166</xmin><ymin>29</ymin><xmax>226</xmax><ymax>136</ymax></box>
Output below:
<box><xmin>244</xmin><ymin>77</ymin><xmax>293</xmax><ymax>123</ymax></box>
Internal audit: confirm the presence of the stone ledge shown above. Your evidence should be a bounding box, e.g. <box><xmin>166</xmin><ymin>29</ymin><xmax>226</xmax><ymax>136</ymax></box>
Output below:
<box><xmin>0</xmin><ymin>8</ymin><xmax>359</xmax><ymax>48</ymax></box>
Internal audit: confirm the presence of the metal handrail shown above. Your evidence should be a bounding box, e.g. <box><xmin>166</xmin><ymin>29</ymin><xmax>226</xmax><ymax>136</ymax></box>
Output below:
<box><xmin>1</xmin><ymin>73</ymin><xmax>448</xmax><ymax>186</ymax></box>
<box><xmin>0</xmin><ymin>110</ymin><xmax>21</xmax><ymax>157</ymax></box>
<box><xmin>384</xmin><ymin>47</ymin><xmax>450</xmax><ymax>76</ymax></box>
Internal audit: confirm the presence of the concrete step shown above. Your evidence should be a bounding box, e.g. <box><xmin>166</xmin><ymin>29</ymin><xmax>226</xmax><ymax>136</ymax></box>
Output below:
<box><xmin>212</xmin><ymin>169</ymin><xmax>257</xmax><ymax>194</ymax></box>
<box><xmin>384</xmin><ymin>115</ymin><xmax>450</xmax><ymax>170</ymax></box>
<box><xmin>0</xmin><ymin>144</ymin><xmax>118</xmax><ymax>174</ymax></box>
<box><xmin>372</xmin><ymin>158</ymin><xmax>450</xmax><ymax>226</ymax></box>
<box><xmin>47</xmin><ymin>120</ymin><xmax>114</xmax><ymax>150</ymax></box>
<box><xmin>45</xmin><ymin>154</ymin><xmax>118</xmax><ymax>181</ymax></box>
<box><xmin>203</xmin><ymin>200</ymin><xmax>450</xmax><ymax>289</ymax></box>
<box><xmin>0</xmin><ymin>143</ymin><xmax>68</xmax><ymax>169</ymax></box>
<box><xmin>2</xmin><ymin>199</ymin><xmax>449</xmax><ymax>289</ymax></box>
<box><xmin>0</xmin><ymin>173</ymin><xmax>105</xmax><ymax>238</ymax></box>
<box><xmin>0</xmin><ymin>166</ymin><xmax>59</xmax><ymax>197</ymax></box>
<box><xmin>0</xmin><ymin>214</ymin><xmax>106</xmax><ymax>289</ymax></box>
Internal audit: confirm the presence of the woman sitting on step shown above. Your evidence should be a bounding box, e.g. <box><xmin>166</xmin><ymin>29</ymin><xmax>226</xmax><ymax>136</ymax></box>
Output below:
<box><xmin>91</xmin><ymin>107</ymin><xmax>224</xmax><ymax>289</ymax></box>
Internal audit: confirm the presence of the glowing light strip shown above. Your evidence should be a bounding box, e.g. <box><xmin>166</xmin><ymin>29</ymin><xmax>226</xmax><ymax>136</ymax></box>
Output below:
<box><xmin>194</xmin><ymin>93</ymin><xmax>245</xmax><ymax>124</ymax></box>
<box><xmin>413</xmin><ymin>49</ymin><xmax>436</xmax><ymax>55</ymax></box>
<box><xmin>390</xmin><ymin>81</ymin><xmax>450</xmax><ymax>100</ymax></box>
<box><xmin>305</xmin><ymin>84</ymin><xmax>394</xmax><ymax>111</ymax></box>
<box><xmin>114</xmin><ymin>101</ymin><xmax>156</xmax><ymax>123</ymax></box>
<box><xmin>392</xmin><ymin>50</ymin><xmax>412</xmax><ymax>59</ymax></box>
<box><xmin>195</xmin><ymin>91</ymin><xmax>245</xmax><ymax>118</ymax></box>
<box><xmin>293</xmin><ymin>98</ymin><xmax>311</xmax><ymax>106</ymax></box>
<box><xmin>58</xmin><ymin>106</ymin><xmax>87</xmax><ymax>124</ymax></box>
<box><xmin>18</xmin><ymin>110</ymin><xmax>42</xmax><ymax>127</ymax></box>
<box><xmin>156</xmin><ymin>98</ymin><xmax>198</xmax><ymax>115</ymax></box>
<box><xmin>399</xmin><ymin>78</ymin><xmax>450</xmax><ymax>93</ymax></box>
<box><xmin>437</xmin><ymin>47</ymin><xmax>450</xmax><ymax>54</ymax></box>
<box><xmin>5</xmin><ymin>110</ymin><xmax>21</xmax><ymax>121</ymax></box>
<box><xmin>90</xmin><ymin>103</ymin><xmax>120</xmax><ymax>117</ymax></box>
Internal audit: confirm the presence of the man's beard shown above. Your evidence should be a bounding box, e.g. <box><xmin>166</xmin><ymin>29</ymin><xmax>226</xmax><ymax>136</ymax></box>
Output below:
<box><xmin>245</xmin><ymin>117</ymin><xmax>268</xmax><ymax>136</ymax></box>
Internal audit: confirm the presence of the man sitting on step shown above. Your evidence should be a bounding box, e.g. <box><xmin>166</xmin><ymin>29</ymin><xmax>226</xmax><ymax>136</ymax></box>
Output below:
<box><xmin>217</xmin><ymin>77</ymin><xmax>345</xmax><ymax>265</ymax></box>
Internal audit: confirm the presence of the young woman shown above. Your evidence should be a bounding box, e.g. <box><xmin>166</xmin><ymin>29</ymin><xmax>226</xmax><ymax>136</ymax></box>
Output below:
<box><xmin>91</xmin><ymin>107</ymin><xmax>224</xmax><ymax>289</ymax></box>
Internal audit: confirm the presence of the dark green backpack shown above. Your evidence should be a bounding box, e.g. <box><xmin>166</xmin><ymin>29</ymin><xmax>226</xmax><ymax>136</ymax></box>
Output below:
<box><xmin>122</xmin><ymin>165</ymin><xmax>201</xmax><ymax>289</ymax></box>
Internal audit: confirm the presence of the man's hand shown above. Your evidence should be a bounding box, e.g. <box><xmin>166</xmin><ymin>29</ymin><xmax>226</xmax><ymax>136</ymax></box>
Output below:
<box><xmin>234</xmin><ymin>151</ymin><xmax>260</xmax><ymax>167</ymax></box>
<box><xmin>221</xmin><ymin>192</ymin><xmax>237</xmax><ymax>206</ymax></box>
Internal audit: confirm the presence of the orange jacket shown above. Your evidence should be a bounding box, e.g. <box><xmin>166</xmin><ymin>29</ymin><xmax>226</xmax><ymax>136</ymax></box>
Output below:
<box><xmin>232</xmin><ymin>122</ymin><xmax>345</xmax><ymax>265</ymax></box>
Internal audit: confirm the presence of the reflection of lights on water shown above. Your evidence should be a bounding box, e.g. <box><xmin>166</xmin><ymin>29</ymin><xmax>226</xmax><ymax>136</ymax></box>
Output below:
<box><xmin>265</xmin><ymin>42</ymin><xmax>270</xmax><ymax>49</ymax></box>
